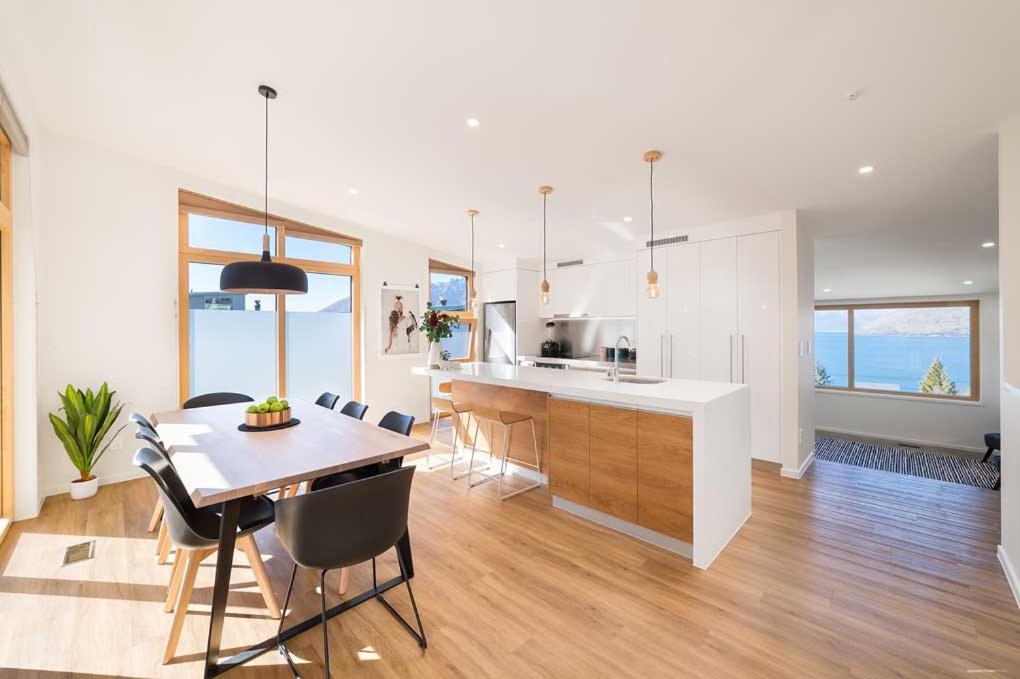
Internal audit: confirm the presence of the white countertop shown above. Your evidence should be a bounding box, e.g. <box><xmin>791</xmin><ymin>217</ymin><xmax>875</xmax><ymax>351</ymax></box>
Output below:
<box><xmin>413</xmin><ymin>362</ymin><xmax>747</xmax><ymax>413</ymax></box>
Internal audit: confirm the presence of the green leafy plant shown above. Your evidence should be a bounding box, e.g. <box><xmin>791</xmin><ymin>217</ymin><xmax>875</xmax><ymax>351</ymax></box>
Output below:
<box><xmin>919</xmin><ymin>356</ymin><xmax>958</xmax><ymax>396</ymax></box>
<box><xmin>418</xmin><ymin>302</ymin><xmax>459</xmax><ymax>344</ymax></box>
<box><xmin>48</xmin><ymin>383</ymin><xmax>128</xmax><ymax>481</ymax></box>
<box><xmin>815</xmin><ymin>361</ymin><xmax>834</xmax><ymax>387</ymax></box>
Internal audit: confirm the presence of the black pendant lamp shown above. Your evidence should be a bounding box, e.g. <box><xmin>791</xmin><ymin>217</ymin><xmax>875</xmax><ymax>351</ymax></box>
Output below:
<box><xmin>220</xmin><ymin>85</ymin><xmax>308</xmax><ymax>295</ymax></box>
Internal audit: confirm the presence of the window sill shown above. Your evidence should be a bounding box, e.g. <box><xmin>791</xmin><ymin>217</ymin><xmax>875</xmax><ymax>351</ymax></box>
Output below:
<box><xmin>815</xmin><ymin>387</ymin><xmax>984</xmax><ymax>407</ymax></box>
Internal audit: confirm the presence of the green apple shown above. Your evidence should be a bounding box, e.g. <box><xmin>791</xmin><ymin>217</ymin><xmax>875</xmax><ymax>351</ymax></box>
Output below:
<box><xmin>246</xmin><ymin>405</ymin><xmax>258</xmax><ymax>414</ymax></box>
<box><xmin>269</xmin><ymin>402</ymin><xmax>285</xmax><ymax>413</ymax></box>
<box><xmin>279</xmin><ymin>400</ymin><xmax>289</xmax><ymax>409</ymax></box>
<box><xmin>266</xmin><ymin>396</ymin><xmax>278</xmax><ymax>404</ymax></box>
<box><xmin>257</xmin><ymin>403</ymin><xmax>270</xmax><ymax>414</ymax></box>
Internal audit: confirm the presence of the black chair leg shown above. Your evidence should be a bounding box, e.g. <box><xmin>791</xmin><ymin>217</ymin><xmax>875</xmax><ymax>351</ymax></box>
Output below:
<box><xmin>373</xmin><ymin>549</ymin><xmax>428</xmax><ymax>649</ymax></box>
<box><xmin>277</xmin><ymin>564</ymin><xmax>301</xmax><ymax>677</ymax></box>
<box><xmin>320</xmin><ymin>569</ymin><xmax>331</xmax><ymax>679</ymax></box>
<box><xmin>983</xmin><ymin>446</ymin><xmax>996</xmax><ymax>463</ymax></box>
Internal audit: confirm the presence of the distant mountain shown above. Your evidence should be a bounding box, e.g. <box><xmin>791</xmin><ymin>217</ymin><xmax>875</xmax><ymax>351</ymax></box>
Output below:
<box><xmin>817</xmin><ymin>306</ymin><xmax>969</xmax><ymax>337</ymax></box>
<box><xmin>430</xmin><ymin>276</ymin><xmax>467</xmax><ymax>310</ymax></box>
<box><xmin>319</xmin><ymin>297</ymin><xmax>351</xmax><ymax>313</ymax></box>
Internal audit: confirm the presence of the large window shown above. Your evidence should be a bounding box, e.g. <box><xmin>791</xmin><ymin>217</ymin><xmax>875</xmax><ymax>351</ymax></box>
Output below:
<box><xmin>815</xmin><ymin>301</ymin><xmax>979</xmax><ymax>401</ymax></box>
<box><xmin>428</xmin><ymin>259</ymin><xmax>476</xmax><ymax>361</ymax></box>
<box><xmin>178</xmin><ymin>191</ymin><xmax>361</xmax><ymax>405</ymax></box>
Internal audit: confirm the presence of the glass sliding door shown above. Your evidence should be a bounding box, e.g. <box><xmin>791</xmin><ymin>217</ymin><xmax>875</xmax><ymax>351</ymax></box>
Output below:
<box><xmin>186</xmin><ymin>262</ymin><xmax>278</xmax><ymax>399</ymax></box>
<box><xmin>285</xmin><ymin>272</ymin><xmax>354</xmax><ymax>404</ymax></box>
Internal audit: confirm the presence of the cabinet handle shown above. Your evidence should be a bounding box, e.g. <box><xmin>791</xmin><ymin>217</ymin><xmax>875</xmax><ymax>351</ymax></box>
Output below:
<box><xmin>741</xmin><ymin>334</ymin><xmax>746</xmax><ymax>384</ymax></box>
<box><xmin>729</xmin><ymin>334</ymin><xmax>734</xmax><ymax>382</ymax></box>
<box><xmin>669</xmin><ymin>334</ymin><xmax>674</xmax><ymax>378</ymax></box>
<box><xmin>660</xmin><ymin>334</ymin><xmax>665</xmax><ymax>378</ymax></box>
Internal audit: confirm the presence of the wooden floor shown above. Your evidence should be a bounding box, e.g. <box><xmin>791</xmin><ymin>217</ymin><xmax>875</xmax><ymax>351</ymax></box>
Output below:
<box><xmin>2</xmin><ymin>432</ymin><xmax>1019</xmax><ymax>677</ymax></box>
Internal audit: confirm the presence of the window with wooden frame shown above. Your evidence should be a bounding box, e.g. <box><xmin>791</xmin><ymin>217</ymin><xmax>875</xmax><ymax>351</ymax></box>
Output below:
<box><xmin>178</xmin><ymin>190</ymin><xmax>362</xmax><ymax>405</ymax></box>
<box><xmin>814</xmin><ymin>300</ymin><xmax>979</xmax><ymax>401</ymax></box>
<box><xmin>428</xmin><ymin>259</ymin><xmax>476</xmax><ymax>361</ymax></box>
<box><xmin>0</xmin><ymin>125</ymin><xmax>13</xmax><ymax>530</ymax></box>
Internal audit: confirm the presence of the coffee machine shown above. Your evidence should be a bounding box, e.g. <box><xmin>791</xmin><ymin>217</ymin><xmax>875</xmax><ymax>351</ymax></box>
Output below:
<box><xmin>540</xmin><ymin>321</ymin><xmax>562</xmax><ymax>358</ymax></box>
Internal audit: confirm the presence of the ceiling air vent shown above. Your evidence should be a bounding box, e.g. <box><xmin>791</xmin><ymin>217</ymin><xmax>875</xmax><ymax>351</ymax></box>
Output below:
<box><xmin>646</xmin><ymin>235</ymin><xmax>688</xmax><ymax>248</ymax></box>
<box><xmin>556</xmin><ymin>259</ymin><xmax>584</xmax><ymax>268</ymax></box>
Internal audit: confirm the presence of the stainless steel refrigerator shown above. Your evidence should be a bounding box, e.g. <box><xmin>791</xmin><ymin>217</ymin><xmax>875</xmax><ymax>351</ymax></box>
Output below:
<box><xmin>483</xmin><ymin>300</ymin><xmax>517</xmax><ymax>364</ymax></box>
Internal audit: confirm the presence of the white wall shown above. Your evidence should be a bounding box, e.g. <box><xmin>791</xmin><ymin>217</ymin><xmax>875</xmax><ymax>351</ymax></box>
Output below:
<box><xmin>815</xmin><ymin>293</ymin><xmax>1000</xmax><ymax>453</ymax></box>
<box><xmin>999</xmin><ymin>119</ymin><xmax>1020</xmax><ymax>606</ymax></box>
<box><xmin>31</xmin><ymin>132</ymin><xmax>472</xmax><ymax>502</ymax></box>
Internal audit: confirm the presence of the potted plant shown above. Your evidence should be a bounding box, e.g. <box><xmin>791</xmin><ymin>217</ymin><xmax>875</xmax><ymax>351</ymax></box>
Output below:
<box><xmin>48</xmin><ymin>383</ymin><xmax>127</xmax><ymax>500</ymax></box>
<box><xmin>418</xmin><ymin>302</ymin><xmax>459</xmax><ymax>368</ymax></box>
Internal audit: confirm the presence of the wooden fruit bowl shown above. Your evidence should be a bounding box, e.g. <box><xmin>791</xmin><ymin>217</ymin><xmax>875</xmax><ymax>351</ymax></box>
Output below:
<box><xmin>244</xmin><ymin>408</ymin><xmax>292</xmax><ymax>428</ymax></box>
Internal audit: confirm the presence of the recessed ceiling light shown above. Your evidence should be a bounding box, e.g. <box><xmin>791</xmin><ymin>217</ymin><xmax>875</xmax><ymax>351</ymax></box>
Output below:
<box><xmin>963</xmin><ymin>280</ymin><xmax>974</xmax><ymax>285</ymax></box>
<box><xmin>858</xmin><ymin>165</ymin><xmax>875</xmax><ymax>175</ymax></box>
<box><xmin>982</xmin><ymin>241</ymin><xmax>996</xmax><ymax>248</ymax></box>
<box><xmin>498</xmin><ymin>242</ymin><xmax>505</xmax><ymax>248</ymax></box>
<box><xmin>823</xmin><ymin>288</ymin><xmax>832</xmax><ymax>293</ymax></box>
<box><xmin>623</xmin><ymin>216</ymin><xmax>633</xmax><ymax>223</ymax></box>
<box><xmin>466</xmin><ymin>118</ymin><xmax>480</xmax><ymax>128</ymax></box>
<box><xmin>348</xmin><ymin>188</ymin><xmax>359</xmax><ymax>195</ymax></box>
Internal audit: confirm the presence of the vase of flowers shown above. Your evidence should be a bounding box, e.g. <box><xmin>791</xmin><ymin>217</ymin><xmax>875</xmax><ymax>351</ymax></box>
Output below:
<box><xmin>418</xmin><ymin>302</ymin><xmax>458</xmax><ymax>369</ymax></box>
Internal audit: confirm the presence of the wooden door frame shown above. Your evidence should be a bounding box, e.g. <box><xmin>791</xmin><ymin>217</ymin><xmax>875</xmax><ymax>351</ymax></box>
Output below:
<box><xmin>0</xmin><ymin>125</ymin><xmax>14</xmax><ymax>528</ymax></box>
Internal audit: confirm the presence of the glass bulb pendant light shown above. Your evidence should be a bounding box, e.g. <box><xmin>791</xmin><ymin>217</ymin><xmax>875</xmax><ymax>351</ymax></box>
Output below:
<box><xmin>220</xmin><ymin>85</ymin><xmax>308</xmax><ymax>295</ymax></box>
<box><xmin>467</xmin><ymin>209</ymin><xmax>479</xmax><ymax>310</ymax></box>
<box><xmin>644</xmin><ymin>150</ymin><xmax>663</xmax><ymax>299</ymax></box>
<box><xmin>539</xmin><ymin>185</ymin><xmax>554</xmax><ymax>305</ymax></box>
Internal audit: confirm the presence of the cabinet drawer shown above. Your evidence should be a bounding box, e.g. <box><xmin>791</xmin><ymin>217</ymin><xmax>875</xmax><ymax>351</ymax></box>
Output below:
<box><xmin>589</xmin><ymin>404</ymin><xmax>637</xmax><ymax>522</ymax></box>
<box><xmin>637</xmin><ymin>411</ymin><xmax>693</xmax><ymax>542</ymax></box>
<box><xmin>548</xmin><ymin>398</ymin><xmax>589</xmax><ymax>504</ymax></box>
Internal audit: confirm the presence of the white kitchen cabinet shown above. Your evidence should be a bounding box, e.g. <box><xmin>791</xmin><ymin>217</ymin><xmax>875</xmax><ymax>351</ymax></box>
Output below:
<box><xmin>737</xmin><ymin>231</ymin><xmax>781</xmax><ymax>462</ymax></box>
<box><xmin>636</xmin><ymin>230</ymin><xmax>783</xmax><ymax>462</ymax></box>
<box><xmin>699</xmin><ymin>237</ymin><xmax>739</xmax><ymax>383</ymax></box>
<box><xmin>542</xmin><ymin>259</ymin><xmax>636</xmax><ymax>319</ymax></box>
<box><xmin>636</xmin><ymin>249</ymin><xmax>669</xmax><ymax>377</ymax></box>
<box><xmin>666</xmin><ymin>243</ymin><xmax>701</xmax><ymax>379</ymax></box>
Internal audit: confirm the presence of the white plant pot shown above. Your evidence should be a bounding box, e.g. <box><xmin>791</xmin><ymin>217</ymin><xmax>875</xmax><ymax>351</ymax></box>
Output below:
<box><xmin>427</xmin><ymin>342</ymin><xmax>442</xmax><ymax>369</ymax></box>
<box><xmin>70</xmin><ymin>476</ymin><xmax>98</xmax><ymax>500</ymax></box>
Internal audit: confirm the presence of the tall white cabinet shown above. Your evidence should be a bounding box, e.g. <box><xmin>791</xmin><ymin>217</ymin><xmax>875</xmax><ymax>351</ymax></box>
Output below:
<box><xmin>636</xmin><ymin>230</ymin><xmax>782</xmax><ymax>462</ymax></box>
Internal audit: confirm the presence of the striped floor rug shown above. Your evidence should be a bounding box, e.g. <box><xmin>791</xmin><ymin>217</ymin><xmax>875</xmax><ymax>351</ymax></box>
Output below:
<box><xmin>814</xmin><ymin>436</ymin><xmax>1000</xmax><ymax>489</ymax></box>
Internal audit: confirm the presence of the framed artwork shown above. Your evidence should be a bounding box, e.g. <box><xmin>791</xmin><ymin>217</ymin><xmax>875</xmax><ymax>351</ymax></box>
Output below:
<box><xmin>381</xmin><ymin>285</ymin><xmax>421</xmax><ymax>356</ymax></box>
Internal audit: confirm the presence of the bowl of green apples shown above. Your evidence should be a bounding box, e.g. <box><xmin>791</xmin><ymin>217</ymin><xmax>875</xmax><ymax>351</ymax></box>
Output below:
<box><xmin>244</xmin><ymin>396</ymin><xmax>291</xmax><ymax>428</ymax></box>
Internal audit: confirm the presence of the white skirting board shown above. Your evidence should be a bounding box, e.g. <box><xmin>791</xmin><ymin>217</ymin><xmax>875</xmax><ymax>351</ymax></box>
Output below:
<box><xmin>552</xmin><ymin>495</ymin><xmax>693</xmax><ymax>560</ymax></box>
<box><xmin>781</xmin><ymin>451</ymin><xmax>816</xmax><ymax>479</ymax></box>
<box><xmin>998</xmin><ymin>545</ymin><xmax>1020</xmax><ymax>610</ymax></box>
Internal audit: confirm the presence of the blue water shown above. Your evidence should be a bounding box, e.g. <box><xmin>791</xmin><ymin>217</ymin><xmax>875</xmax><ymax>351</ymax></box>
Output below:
<box><xmin>815</xmin><ymin>332</ymin><xmax>971</xmax><ymax>394</ymax></box>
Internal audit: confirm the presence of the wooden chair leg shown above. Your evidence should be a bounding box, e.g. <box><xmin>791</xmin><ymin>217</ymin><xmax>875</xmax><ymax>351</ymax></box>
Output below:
<box><xmin>147</xmin><ymin>500</ymin><xmax>164</xmax><ymax>533</ymax></box>
<box><xmin>163</xmin><ymin>551</ymin><xmax>186</xmax><ymax>613</ymax></box>
<box><xmin>157</xmin><ymin>523</ymin><xmax>173</xmax><ymax>564</ymax></box>
<box><xmin>239</xmin><ymin>534</ymin><xmax>281</xmax><ymax>619</ymax></box>
<box><xmin>163</xmin><ymin>548</ymin><xmax>205</xmax><ymax>665</ymax></box>
<box><xmin>337</xmin><ymin>566</ymin><xmax>351</xmax><ymax>595</ymax></box>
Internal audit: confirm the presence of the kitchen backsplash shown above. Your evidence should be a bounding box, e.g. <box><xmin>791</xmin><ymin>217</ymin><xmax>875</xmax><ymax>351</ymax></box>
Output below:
<box><xmin>544</xmin><ymin>318</ymin><xmax>638</xmax><ymax>358</ymax></box>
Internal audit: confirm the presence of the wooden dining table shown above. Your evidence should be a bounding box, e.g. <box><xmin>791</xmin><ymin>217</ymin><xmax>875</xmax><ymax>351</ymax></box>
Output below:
<box><xmin>151</xmin><ymin>399</ymin><xmax>428</xmax><ymax>678</ymax></box>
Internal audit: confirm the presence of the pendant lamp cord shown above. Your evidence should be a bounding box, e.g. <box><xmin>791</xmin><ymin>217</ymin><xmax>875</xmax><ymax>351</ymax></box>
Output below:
<box><xmin>542</xmin><ymin>192</ymin><xmax>548</xmax><ymax>281</ymax></box>
<box><xmin>264</xmin><ymin>91</ymin><xmax>269</xmax><ymax>236</ymax></box>
<box><xmin>649</xmin><ymin>159</ymin><xmax>655</xmax><ymax>272</ymax></box>
<box><xmin>470</xmin><ymin>212</ymin><xmax>475</xmax><ymax>275</ymax></box>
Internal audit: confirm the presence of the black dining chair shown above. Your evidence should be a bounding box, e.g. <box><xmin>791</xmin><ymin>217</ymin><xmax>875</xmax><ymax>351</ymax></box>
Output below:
<box><xmin>275</xmin><ymin>466</ymin><xmax>425</xmax><ymax>678</ymax></box>
<box><xmin>130</xmin><ymin>411</ymin><xmax>159</xmax><ymax>435</ymax></box>
<box><xmin>134</xmin><ymin>416</ymin><xmax>175</xmax><ymax>548</ymax></box>
<box><xmin>132</xmin><ymin>447</ymin><xmax>280</xmax><ymax>664</ymax></box>
<box><xmin>310</xmin><ymin>411</ymin><xmax>414</xmax><ymax>492</ymax></box>
<box><xmin>181</xmin><ymin>392</ymin><xmax>254</xmax><ymax>409</ymax></box>
<box><xmin>315</xmin><ymin>392</ymin><xmax>341</xmax><ymax>410</ymax></box>
<box><xmin>339</xmin><ymin>400</ymin><xmax>369</xmax><ymax>420</ymax></box>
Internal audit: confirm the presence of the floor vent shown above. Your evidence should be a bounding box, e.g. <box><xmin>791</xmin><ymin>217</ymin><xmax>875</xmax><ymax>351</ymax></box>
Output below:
<box><xmin>62</xmin><ymin>540</ymin><xmax>96</xmax><ymax>566</ymax></box>
<box><xmin>646</xmin><ymin>235</ymin><xmax>688</xmax><ymax>247</ymax></box>
<box><xmin>556</xmin><ymin>259</ymin><xmax>584</xmax><ymax>268</ymax></box>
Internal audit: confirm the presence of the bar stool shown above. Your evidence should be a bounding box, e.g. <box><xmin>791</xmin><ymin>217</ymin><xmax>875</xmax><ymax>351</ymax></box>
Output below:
<box><xmin>466</xmin><ymin>407</ymin><xmax>542</xmax><ymax>500</ymax></box>
<box><xmin>426</xmin><ymin>382</ymin><xmax>479</xmax><ymax>479</ymax></box>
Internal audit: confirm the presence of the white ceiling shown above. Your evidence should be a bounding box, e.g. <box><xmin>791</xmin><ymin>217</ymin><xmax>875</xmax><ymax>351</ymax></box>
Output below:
<box><xmin>3</xmin><ymin>0</ymin><xmax>1017</xmax><ymax>299</ymax></box>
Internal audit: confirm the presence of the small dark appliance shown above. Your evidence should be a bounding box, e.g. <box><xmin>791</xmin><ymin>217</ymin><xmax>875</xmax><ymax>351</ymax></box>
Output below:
<box><xmin>540</xmin><ymin>321</ymin><xmax>562</xmax><ymax>358</ymax></box>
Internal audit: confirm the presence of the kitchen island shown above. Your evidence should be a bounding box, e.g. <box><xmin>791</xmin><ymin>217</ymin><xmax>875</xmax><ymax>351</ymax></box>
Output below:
<box><xmin>412</xmin><ymin>363</ymin><xmax>750</xmax><ymax>569</ymax></box>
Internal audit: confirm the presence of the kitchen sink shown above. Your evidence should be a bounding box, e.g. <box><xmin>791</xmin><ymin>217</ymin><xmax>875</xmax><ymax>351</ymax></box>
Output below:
<box><xmin>603</xmin><ymin>375</ymin><xmax>666</xmax><ymax>385</ymax></box>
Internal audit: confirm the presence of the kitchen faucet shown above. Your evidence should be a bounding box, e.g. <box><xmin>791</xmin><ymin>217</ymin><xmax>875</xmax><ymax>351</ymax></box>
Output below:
<box><xmin>609</xmin><ymin>335</ymin><xmax>631</xmax><ymax>383</ymax></box>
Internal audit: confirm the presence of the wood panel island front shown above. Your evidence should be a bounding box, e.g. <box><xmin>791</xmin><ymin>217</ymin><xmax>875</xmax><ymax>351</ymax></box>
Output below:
<box><xmin>412</xmin><ymin>363</ymin><xmax>751</xmax><ymax>569</ymax></box>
